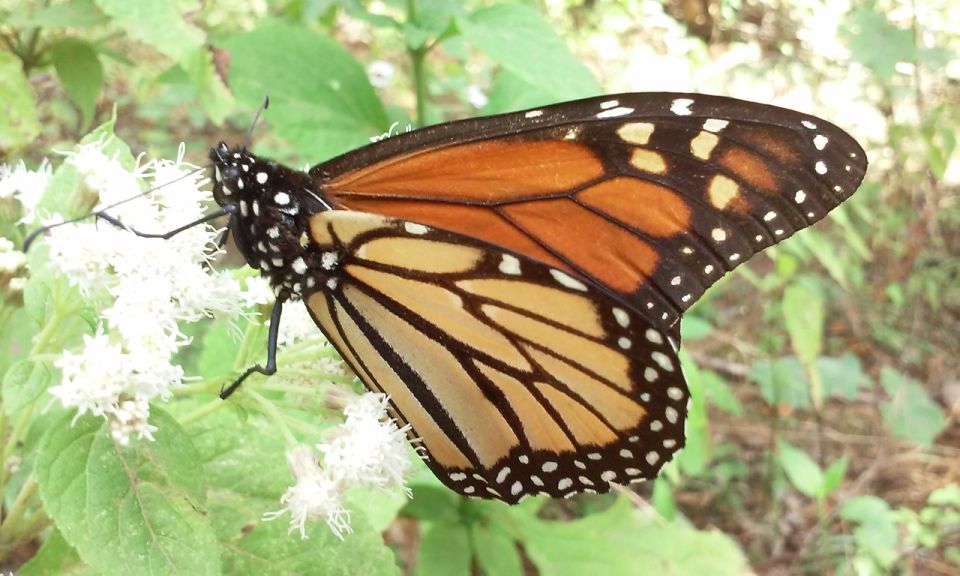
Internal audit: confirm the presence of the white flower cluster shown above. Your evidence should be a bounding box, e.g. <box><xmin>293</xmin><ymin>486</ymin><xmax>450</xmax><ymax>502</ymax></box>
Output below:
<box><xmin>43</xmin><ymin>140</ymin><xmax>252</xmax><ymax>444</ymax></box>
<box><xmin>266</xmin><ymin>393</ymin><xmax>413</xmax><ymax>540</ymax></box>
<box><xmin>0</xmin><ymin>158</ymin><xmax>51</xmax><ymax>224</ymax></box>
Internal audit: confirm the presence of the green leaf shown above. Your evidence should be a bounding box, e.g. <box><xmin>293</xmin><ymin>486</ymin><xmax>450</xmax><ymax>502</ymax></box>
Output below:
<box><xmin>878</xmin><ymin>367</ymin><xmax>947</xmax><ymax>445</ymax></box>
<box><xmin>482</xmin><ymin>69</ymin><xmax>557</xmax><ymax>116</ymax></box>
<box><xmin>0</xmin><ymin>51</ymin><xmax>41</xmax><ymax>153</ymax></box>
<box><xmin>416</xmin><ymin>521</ymin><xmax>472</xmax><ymax>576</ymax></box>
<box><xmin>676</xmin><ymin>351</ymin><xmax>709</xmax><ymax>476</ymax></box>
<box><xmin>471</xmin><ymin>523</ymin><xmax>523</xmax><ymax>576</ymax></box>
<box><xmin>927</xmin><ymin>484</ymin><xmax>960</xmax><ymax>506</ymax></box>
<box><xmin>17</xmin><ymin>529</ymin><xmax>85</xmax><ymax>575</ymax></box>
<box><xmin>1</xmin><ymin>360</ymin><xmax>51</xmax><ymax>416</ymax></box>
<box><xmin>197</xmin><ymin>321</ymin><xmax>242</xmax><ymax>379</ymax></box>
<box><xmin>224</xmin><ymin>512</ymin><xmax>400</xmax><ymax>576</ymax></box>
<box><xmin>403</xmin><ymin>484</ymin><xmax>463</xmax><ymax>523</ymax></box>
<box><xmin>817</xmin><ymin>354</ymin><xmax>872</xmax><ymax>400</ymax></box>
<box><xmin>701</xmin><ymin>370</ymin><xmax>741</xmax><ymax>416</ymax></box>
<box><xmin>796</xmin><ymin>231</ymin><xmax>850</xmax><ymax>288</ymax></box>
<box><xmin>51</xmin><ymin>38</ymin><xmax>104</xmax><ymax>129</ymax></box>
<box><xmin>7</xmin><ymin>0</ymin><xmax>109</xmax><ymax>28</ymax></box>
<box><xmin>514</xmin><ymin>498</ymin><xmax>749</xmax><ymax>575</ymax></box>
<box><xmin>222</xmin><ymin>20</ymin><xmax>388</xmax><ymax>162</ymax></box>
<box><xmin>680</xmin><ymin>315</ymin><xmax>713</xmax><ymax>341</ymax></box>
<box><xmin>845</xmin><ymin>5</ymin><xmax>918</xmax><ymax>80</ymax></box>
<box><xmin>460</xmin><ymin>4</ymin><xmax>601</xmax><ymax>102</ymax></box>
<box><xmin>841</xmin><ymin>496</ymin><xmax>900</xmax><ymax>569</ymax></box>
<box><xmin>35</xmin><ymin>409</ymin><xmax>220</xmax><ymax>575</ymax></box>
<box><xmin>782</xmin><ymin>283</ymin><xmax>823</xmax><ymax>365</ymax></box>
<box><xmin>651</xmin><ymin>479</ymin><xmax>677</xmax><ymax>521</ymax></box>
<box><xmin>93</xmin><ymin>0</ymin><xmax>204</xmax><ymax>60</ymax></box>
<box><xmin>345</xmin><ymin>488</ymin><xmax>407</xmax><ymax>533</ymax></box>
<box><xmin>777</xmin><ymin>441</ymin><xmax>823</xmax><ymax>499</ymax></box>
<box><xmin>178</xmin><ymin>46</ymin><xmax>234</xmax><ymax>125</ymax></box>
<box><xmin>184</xmin><ymin>405</ymin><xmax>291</xmax><ymax>540</ymax></box>
<box><xmin>821</xmin><ymin>456</ymin><xmax>848</xmax><ymax>498</ymax></box>
<box><xmin>749</xmin><ymin>357</ymin><xmax>809</xmax><ymax>408</ymax></box>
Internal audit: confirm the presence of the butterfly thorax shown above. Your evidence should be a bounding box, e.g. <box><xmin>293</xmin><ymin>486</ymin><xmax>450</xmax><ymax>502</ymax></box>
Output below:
<box><xmin>209</xmin><ymin>143</ymin><xmax>332</xmax><ymax>300</ymax></box>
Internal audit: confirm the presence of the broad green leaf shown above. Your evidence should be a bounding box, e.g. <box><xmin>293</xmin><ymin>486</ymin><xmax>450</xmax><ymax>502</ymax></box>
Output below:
<box><xmin>178</xmin><ymin>46</ymin><xmax>235</xmax><ymax>125</ymax></box>
<box><xmin>184</xmin><ymin>406</ymin><xmax>291</xmax><ymax>540</ymax></box>
<box><xmin>472</xmin><ymin>523</ymin><xmax>523</xmax><ymax>576</ymax></box>
<box><xmin>7</xmin><ymin>0</ymin><xmax>109</xmax><ymax>28</ymax></box>
<box><xmin>0</xmin><ymin>51</ymin><xmax>41</xmax><ymax>153</ymax></box>
<box><xmin>345</xmin><ymin>488</ymin><xmax>407</xmax><ymax>532</ymax></box>
<box><xmin>460</xmin><ymin>4</ymin><xmax>601</xmax><ymax>102</ymax></box>
<box><xmin>35</xmin><ymin>409</ymin><xmax>220</xmax><ymax>575</ymax></box>
<box><xmin>224</xmin><ymin>511</ymin><xmax>400</xmax><ymax>576</ymax></box>
<box><xmin>197</xmin><ymin>321</ymin><xmax>242</xmax><ymax>379</ymax></box>
<box><xmin>749</xmin><ymin>357</ymin><xmax>809</xmax><ymax>408</ymax></box>
<box><xmin>17</xmin><ymin>528</ymin><xmax>86</xmax><ymax>575</ymax></box>
<box><xmin>817</xmin><ymin>354</ymin><xmax>871</xmax><ymax>399</ymax></box>
<box><xmin>482</xmin><ymin>69</ymin><xmax>557</xmax><ymax>115</ymax></box>
<box><xmin>514</xmin><ymin>498</ymin><xmax>749</xmax><ymax>575</ymax></box>
<box><xmin>51</xmin><ymin>38</ymin><xmax>104</xmax><ymax>128</ymax></box>
<box><xmin>878</xmin><ymin>367</ymin><xmax>947</xmax><ymax>445</ymax></box>
<box><xmin>222</xmin><ymin>20</ymin><xmax>388</xmax><ymax>162</ymax></box>
<box><xmin>927</xmin><ymin>484</ymin><xmax>960</xmax><ymax>506</ymax></box>
<box><xmin>416</xmin><ymin>521</ymin><xmax>472</xmax><ymax>576</ymax></box>
<box><xmin>93</xmin><ymin>0</ymin><xmax>204</xmax><ymax>60</ymax></box>
<box><xmin>1</xmin><ymin>360</ymin><xmax>50</xmax><ymax>416</ymax></box>
<box><xmin>777</xmin><ymin>441</ymin><xmax>823</xmax><ymax>499</ymax></box>
<box><xmin>403</xmin><ymin>484</ymin><xmax>463</xmax><ymax>523</ymax></box>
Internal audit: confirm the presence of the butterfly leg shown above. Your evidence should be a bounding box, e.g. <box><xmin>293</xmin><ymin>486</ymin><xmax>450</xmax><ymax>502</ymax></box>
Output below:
<box><xmin>93</xmin><ymin>204</ymin><xmax>239</xmax><ymax>239</ymax></box>
<box><xmin>219</xmin><ymin>296</ymin><xmax>285</xmax><ymax>399</ymax></box>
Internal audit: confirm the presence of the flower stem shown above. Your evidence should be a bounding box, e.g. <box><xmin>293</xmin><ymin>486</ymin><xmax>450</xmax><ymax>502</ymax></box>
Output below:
<box><xmin>0</xmin><ymin>476</ymin><xmax>38</xmax><ymax>551</ymax></box>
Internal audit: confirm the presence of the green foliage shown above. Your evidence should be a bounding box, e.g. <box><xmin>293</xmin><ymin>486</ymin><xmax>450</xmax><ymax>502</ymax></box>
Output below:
<box><xmin>407</xmin><ymin>494</ymin><xmax>750</xmax><ymax>575</ymax></box>
<box><xmin>0</xmin><ymin>51</ymin><xmax>41</xmax><ymax>152</ymax></box>
<box><xmin>50</xmin><ymin>38</ymin><xmax>103</xmax><ymax>129</ymax></box>
<box><xmin>878</xmin><ymin>367</ymin><xmax>947</xmax><ymax>445</ymax></box>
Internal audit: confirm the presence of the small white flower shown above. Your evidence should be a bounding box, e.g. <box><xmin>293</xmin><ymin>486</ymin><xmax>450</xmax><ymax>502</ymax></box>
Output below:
<box><xmin>318</xmin><ymin>393</ymin><xmax>412</xmax><ymax>491</ymax></box>
<box><xmin>466</xmin><ymin>85</ymin><xmax>489</xmax><ymax>109</ymax></box>
<box><xmin>265</xmin><ymin>446</ymin><xmax>353</xmax><ymax>540</ymax></box>
<box><xmin>367</xmin><ymin>60</ymin><xmax>396</xmax><ymax>89</ymax></box>
<box><xmin>268</xmin><ymin>393</ymin><xmax>412</xmax><ymax>540</ymax></box>
<box><xmin>0</xmin><ymin>158</ymin><xmax>51</xmax><ymax>223</ymax></box>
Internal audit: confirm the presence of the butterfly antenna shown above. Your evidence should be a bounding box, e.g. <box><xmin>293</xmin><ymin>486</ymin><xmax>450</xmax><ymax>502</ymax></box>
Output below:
<box><xmin>23</xmin><ymin>164</ymin><xmax>209</xmax><ymax>252</ymax></box>
<box><xmin>241</xmin><ymin>96</ymin><xmax>270</xmax><ymax>150</ymax></box>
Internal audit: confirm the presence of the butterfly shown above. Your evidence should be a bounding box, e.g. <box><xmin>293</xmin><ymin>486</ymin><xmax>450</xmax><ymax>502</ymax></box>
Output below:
<box><xmin>200</xmin><ymin>92</ymin><xmax>866</xmax><ymax>504</ymax></box>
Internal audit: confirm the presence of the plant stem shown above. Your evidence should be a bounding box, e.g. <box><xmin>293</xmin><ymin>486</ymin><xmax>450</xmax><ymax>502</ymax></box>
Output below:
<box><xmin>0</xmin><ymin>476</ymin><xmax>38</xmax><ymax>550</ymax></box>
<box><xmin>406</xmin><ymin>0</ymin><xmax>428</xmax><ymax>126</ymax></box>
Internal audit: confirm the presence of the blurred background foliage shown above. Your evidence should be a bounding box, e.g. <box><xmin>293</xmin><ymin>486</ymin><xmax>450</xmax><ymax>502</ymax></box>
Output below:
<box><xmin>0</xmin><ymin>0</ymin><xmax>958</xmax><ymax>574</ymax></box>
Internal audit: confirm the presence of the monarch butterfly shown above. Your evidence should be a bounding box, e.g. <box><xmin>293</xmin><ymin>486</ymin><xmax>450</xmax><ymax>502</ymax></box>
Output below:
<box><xmin>111</xmin><ymin>93</ymin><xmax>872</xmax><ymax>503</ymax></box>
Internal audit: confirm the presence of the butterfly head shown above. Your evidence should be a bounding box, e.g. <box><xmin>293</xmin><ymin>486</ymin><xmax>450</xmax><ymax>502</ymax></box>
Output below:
<box><xmin>209</xmin><ymin>142</ymin><xmax>334</xmax><ymax>300</ymax></box>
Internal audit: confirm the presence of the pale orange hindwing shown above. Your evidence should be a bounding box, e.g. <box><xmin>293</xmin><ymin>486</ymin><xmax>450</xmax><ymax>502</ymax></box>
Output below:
<box><xmin>304</xmin><ymin>211</ymin><xmax>688</xmax><ymax>503</ymax></box>
<box><xmin>314</xmin><ymin>93</ymin><xmax>868</xmax><ymax>332</ymax></box>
